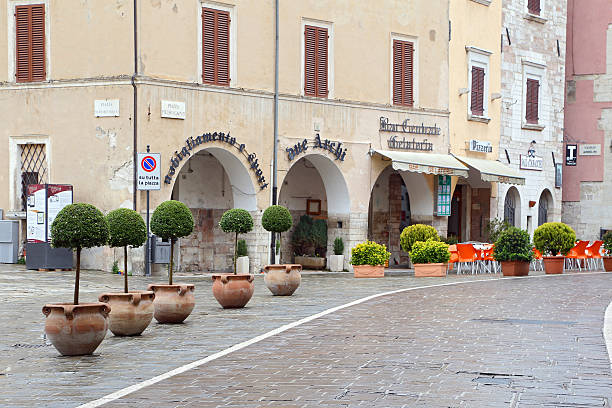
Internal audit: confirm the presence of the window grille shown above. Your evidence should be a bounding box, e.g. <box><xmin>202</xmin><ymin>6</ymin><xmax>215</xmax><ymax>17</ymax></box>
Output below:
<box><xmin>504</xmin><ymin>193</ymin><xmax>515</xmax><ymax>227</ymax></box>
<box><xmin>20</xmin><ymin>144</ymin><xmax>47</xmax><ymax>210</ymax></box>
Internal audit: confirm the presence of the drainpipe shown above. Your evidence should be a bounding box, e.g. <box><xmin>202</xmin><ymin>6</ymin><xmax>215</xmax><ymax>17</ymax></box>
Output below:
<box><xmin>270</xmin><ymin>0</ymin><xmax>279</xmax><ymax>263</ymax></box>
<box><xmin>131</xmin><ymin>0</ymin><xmax>138</xmax><ymax>211</ymax></box>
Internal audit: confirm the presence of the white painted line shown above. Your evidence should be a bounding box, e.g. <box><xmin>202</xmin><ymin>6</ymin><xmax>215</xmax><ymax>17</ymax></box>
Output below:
<box><xmin>604</xmin><ymin>300</ymin><xmax>612</xmax><ymax>371</ymax></box>
<box><xmin>78</xmin><ymin>271</ymin><xmax>611</xmax><ymax>408</ymax></box>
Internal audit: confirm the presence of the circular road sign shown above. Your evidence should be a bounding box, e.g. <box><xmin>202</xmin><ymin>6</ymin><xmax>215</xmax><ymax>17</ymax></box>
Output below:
<box><xmin>141</xmin><ymin>156</ymin><xmax>157</xmax><ymax>172</ymax></box>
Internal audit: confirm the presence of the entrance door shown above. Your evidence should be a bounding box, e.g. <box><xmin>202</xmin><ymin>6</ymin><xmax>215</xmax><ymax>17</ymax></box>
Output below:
<box><xmin>447</xmin><ymin>187</ymin><xmax>462</xmax><ymax>241</ymax></box>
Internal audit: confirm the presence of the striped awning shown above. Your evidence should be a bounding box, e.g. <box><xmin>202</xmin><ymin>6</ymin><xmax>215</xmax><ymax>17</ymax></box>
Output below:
<box><xmin>373</xmin><ymin>150</ymin><xmax>469</xmax><ymax>178</ymax></box>
<box><xmin>452</xmin><ymin>155</ymin><xmax>525</xmax><ymax>185</ymax></box>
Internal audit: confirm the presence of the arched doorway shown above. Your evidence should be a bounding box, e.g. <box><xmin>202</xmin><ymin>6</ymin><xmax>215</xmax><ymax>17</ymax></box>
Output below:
<box><xmin>538</xmin><ymin>189</ymin><xmax>553</xmax><ymax>226</ymax></box>
<box><xmin>504</xmin><ymin>187</ymin><xmax>521</xmax><ymax>228</ymax></box>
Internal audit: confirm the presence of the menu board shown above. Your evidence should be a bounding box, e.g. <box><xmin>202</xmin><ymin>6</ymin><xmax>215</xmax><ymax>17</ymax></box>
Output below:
<box><xmin>26</xmin><ymin>185</ymin><xmax>47</xmax><ymax>243</ymax></box>
<box><xmin>47</xmin><ymin>185</ymin><xmax>73</xmax><ymax>242</ymax></box>
<box><xmin>436</xmin><ymin>175</ymin><xmax>451</xmax><ymax>216</ymax></box>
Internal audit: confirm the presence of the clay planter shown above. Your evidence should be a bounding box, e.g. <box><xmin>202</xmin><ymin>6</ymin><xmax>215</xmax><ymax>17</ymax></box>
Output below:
<box><xmin>543</xmin><ymin>256</ymin><xmax>564</xmax><ymax>274</ymax></box>
<box><xmin>500</xmin><ymin>261</ymin><xmax>530</xmax><ymax>276</ymax></box>
<box><xmin>353</xmin><ymin>265</ymin><xmax>384</xmax><ymax>278</ymax></box>
<box><xmin>294</xmin><ymin>256</ymin><xmax>326</xmax><ymax>270</ymax></box>
<box><xmin>147</xmin><ymin>284</ymin><xmax>195</xmax><ymax>324</ymax></box>
<box><xmin>42</xmin><ymin>303</ymin><xmax>110</xmax><ymax>356</ymax></box>
<box><xmin>98</xmin><ymin>291</ymin><xmax>155</xmax><ymax>336</ymax></box>
<box><xmin>212</xmin><ymin>274</ymin><xmax>255</xmax><ymax>308</ymax></box>
<box><xmin>414</xmin><ymin>263</ymin><xmax>447</xmax><ymax>277</ymax></box>
<box><xmin>263</xmin><ymin>264</ymin><xmax>302</xmax><ymax>296</ymax></box>
<box><xmin>604</xmin><ymin>257</ymin><xmax>612</xmax><ymax>272</ymax></box>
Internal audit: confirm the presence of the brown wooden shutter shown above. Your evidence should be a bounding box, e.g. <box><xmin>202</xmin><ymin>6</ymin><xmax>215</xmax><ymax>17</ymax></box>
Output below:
<box><xmin>393</xmin><ymin>40</ymin><xmax>414</xmax><ymax>106</ymax></box>
<box><xmin>202</xmin><ymin>8</ymin><xmax>230</xmax><ymax>86</ymax></box>
<box><xmin>528</xmin><ymin>0</ymin><xmax>540</xmax><ymax>15</ymax></box>
<box><xmin>316</xmin><ymin>27</ymin><xmax>328</xmax><ymax>97</ymax></box>
<box><xmin>470</xmin><ymin>67</ymin><xmax>485</xmax><ymax>116</ymax></box>
<box><xmin>526</xmin><ymin>78</ymin><xmax>539</xmax><ymax>124</ymax></box>
<box><xmin>15</xmin><ymin>4</ymin><xmax>45</xmax><ymax>83</ymax></box>
<box><xmin>304</xmin><ymin>26</ymin><xmax>327</xmax><ymax>98</ymax></box>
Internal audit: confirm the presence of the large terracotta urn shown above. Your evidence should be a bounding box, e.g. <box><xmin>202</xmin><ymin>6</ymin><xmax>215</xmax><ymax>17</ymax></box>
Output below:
<box><xmin>543</xmin><ymin>256</ymin><xmax>564</xmax><ymax>274</ymax></box>
<box><xmin>211</xmin><ymin>274</ymin><xmax>254</xmax><ymax>308</ymax></box>
<box><xmin>147</xmin><ymin>284</ymin><xmax>195</xmax><ymax>324</ymax></box>
<box><xmin>98</xmin><ymin>291</ymin><xmax>155</xmax><ymax>336</ymax></box>
<box><xmin>353</xmin><ymin>265</ymin><xmax>384</xmax><ymax>278</ymax></box>
<box><xmin>500</xmin><ymin>261</ymin><xmax>530</xmax><ymax>276</ymax></box>
<box><xmin>42</xmin><ymin>303</ymin><xmax>110</xmax><ymax>356</ymax></box>
<box><xmin>263</xmin><ymin>264</ymin><xmax>302</xmax><ymax>296</ymax></box>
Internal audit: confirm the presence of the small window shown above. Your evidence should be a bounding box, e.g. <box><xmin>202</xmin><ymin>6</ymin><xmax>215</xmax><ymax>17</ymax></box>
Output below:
<box><xmin>470</xmin><ymin>67</ymin><xmax>485</xmax><ymax>116</ymax></box>
<box><xmin>525</xmin><ymin>78</ymin><xmax>540</xmax><ymax>124</ymax></box>
<box><xmin>393</xmin><ymin>40</ymin><xmax>414</xmax><ymax>106</ymax></box>
<box><xmin>15</xmin><ymin>4</ymin><xmax>46</xmax><ymax>83</ymax></box>
<box><xmin>527</xmin><ymin>0</ymin><xmax>541</xmax><ymax>15</ymax></box>
<box><xmin>202</xmin><ymin>7</ymin><xmax>230</xmax><ymax>86</ymax></box>
<box><xmin>304</xmin><ymin>25</ymin><xmax>328</xmax><ymax>98</ymax></box>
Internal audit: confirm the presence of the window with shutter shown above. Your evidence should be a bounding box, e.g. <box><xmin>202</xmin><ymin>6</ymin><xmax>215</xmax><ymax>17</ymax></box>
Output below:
<box><xmin>470</xmin><ymin>67</ymin><xmax>485</xmax><ymax>116</ymax></box>
<box><xmin>15</xmin><ymin>4</ymin><xmax>46</xmax><ymax>83</ymax></box>
<box><xmin>527</xmin><ymin>0</ymin><xmax>541</xmax><ymax>15</ymax></box>
<box><xmin>525</xmin><ymin>78</ymin><xmax>539</xmax><ymax>124</ymax></box>
<box><xmin>202</xmin><ymin>7</ymin><xmax>230</xmax><ymax>86</ymax></box>
<box><xmin>392</xmin><ymin>40</ymin><xmax>414</xmax><ymax>107</ymax></box>
<box><xmin>304</xmin><ymin>25</ymin><xmax>328</xmax><ymax>98</ymax></box>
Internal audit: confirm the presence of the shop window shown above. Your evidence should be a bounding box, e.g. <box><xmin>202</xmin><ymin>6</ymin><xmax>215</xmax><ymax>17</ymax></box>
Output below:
<box><xmin>304</xmin><ymin>25</ymin><xmax>329</xmax><ymax>98</ymax></box>
<box><xmin>20</xmin><ymin>144</ymin><xmax>47</xmax><ymax>210</ymax></box>
<box><xmin>15</xmin><ymin>4</ymin><xmax>46</xmax><ymax>83</ymax></box>
<box><xmin>393</xmin><ymin>39</ymin><xmax>414</xmax><ymax>106</ymax></box>
<box><xmin>202</xmin><ymin>7</ymin><xmax>230</xmax><ymax>86</ymax></box>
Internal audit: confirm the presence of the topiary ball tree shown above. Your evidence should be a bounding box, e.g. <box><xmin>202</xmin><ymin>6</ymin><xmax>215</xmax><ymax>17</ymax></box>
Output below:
<box><xmin>51</xmin><ymin>203</ymin><xmax>109</xmax><ymax>305</ymax></box>
<box><xmin>493</xmin><ymin>227</ymin><xmax>533</xmax><ymax>262</ymax></box>
<box><xmin>219</xmin><ymin>209</ymin><xmax>254</xmax><ymax>274</ymax></box>
<box><xmin>400</xmin><ymin>224</ymin><xmax>439</xmax><ymax>253</ymax></box>
<box><xmin>106</xmin><ymin>208</ymin><xmax>147</xmax><ymax>293</ymax></box>
<box><xmin>150</xmin><ymin>200</ymin><xmax>194</xmax><ymax>285</ymax></box>
<box><xmin>533</xmin><ymin>222</ymin><xmax>576</xmax><ymax>256</ymax></box>
<box><xmin>262</xmin><ymin>205</ymin><xmax>293</xmax><ymax>263</ymax></box>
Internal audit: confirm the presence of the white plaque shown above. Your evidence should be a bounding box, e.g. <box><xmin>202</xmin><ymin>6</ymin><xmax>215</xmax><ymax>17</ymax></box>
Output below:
<box><xmin>161</xmin><ymin>100</ymin><xmax>186</xmax><ymax>120</ymax></box>
<box><xmin>520</xmin><ymin>154</ymin><xmax>543</xmax><ymax>171</ymax></box>
<box><xmin>95</xmin><ymin>99</ymin><xmax>120</xmax><ymax>117</ymax></box>
<box><xmin>579</xmin><ymin>144</ymin><xmax>601</xmax><ymax>156</ymax></box>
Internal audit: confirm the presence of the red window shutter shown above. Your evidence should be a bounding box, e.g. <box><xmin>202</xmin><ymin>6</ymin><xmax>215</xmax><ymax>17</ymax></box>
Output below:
<box><xmin>526</xmin><ymin>78</ymin><xmax>539</xmax><ymax>124</ymax></box>
<box><xmin>528</xmin><ymin>0</ymin><xmax>540</xmax><ymax>15</ymax></box>
<box><xmin>471</xmin><ymin>67</ymin><xmax>485</xmax><ymax>116</ymax></box>
<box><xmin>15</xmin><ymin>4</ymin><xmax>45</xmax><ymax>83</ymax></box>
<box><xmin>393</xmin><ymin>40</ymin><xmax>414</xmax><ymax>107</ymax></box>
<box><xmin>304</xmin><ymin>26</ymin><xmax>316</xmax><ymax>96</ymax></box>
<box><xmin>202</xmin><ymin>8</ymin><xmax>230</xmax><ymax>86</ymax></box>
<box><xmin>216</xmin><ymin>10</ymin><xmax>230</xmax><ymax>86</ymax></box>
<box><xmin>316</xmin><ymin>27</ymin><xmax>328</xmax><ymax>97</ymax></box>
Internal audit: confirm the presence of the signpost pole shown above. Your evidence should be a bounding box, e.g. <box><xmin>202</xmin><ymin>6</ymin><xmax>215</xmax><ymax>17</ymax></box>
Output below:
<box><xmin>145</xmin><ymin>145</ymin><xmax>151</xmax><ymax>277</ymax></box>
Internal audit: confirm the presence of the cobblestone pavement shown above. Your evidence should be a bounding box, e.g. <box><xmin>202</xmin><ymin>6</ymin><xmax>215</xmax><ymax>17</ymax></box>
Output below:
<box><xmin>0</xmin><ymin>265</ymin><xmax>505</xmax><ymax>408</ymax></box>
<box><xmin>95</xmin><ymin>272</ymin><xmax>612</xmax><ymax>408</ymax></box>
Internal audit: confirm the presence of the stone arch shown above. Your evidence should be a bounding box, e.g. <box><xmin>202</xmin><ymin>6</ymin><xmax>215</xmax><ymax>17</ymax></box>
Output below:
<box><xmin>538</xmin><ymin>188</ymin><xmax>553</xmax><ymax>226</ymax></box>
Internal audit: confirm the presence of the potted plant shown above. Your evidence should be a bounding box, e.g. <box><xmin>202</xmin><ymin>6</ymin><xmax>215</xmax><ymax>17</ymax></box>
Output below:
<box><xmin>213</xmin><ymin>208</ymin><xmax>255</xmax><ymax>308</ymax></box>
<box><xmin>493</xmin><ymin>227</ymin><xmax>533</xmax><ymax>276</ymax></box>
<box><xmin>98</xmin><ymin>208</ymin><xmax>154</xmax><ymax>336</ymax></box>
<box><xmin>410</xmin><ymin>239</ymin><xmax>450</xmax><ymax>277</ymax></box>
<box><xmin>400</xmin><ymin>224</ymin><xmax>439</xmax><ymax>266</ymax></box>
<box><xmin>262</xmin><ymin>205</ymin><xmax>302</xmax><ymax>296</ymax></box>
<box><xmin>44</xmin><ymin>203</ymin><xmax>110</xmax><ymax>356</ymax></box>
<box><xmin>236</xmin><ymin>239</ymin><xmax>249</xmax><ymax>274</ymax></box>
<box><xmin>329</xmin><ymin>237</ymin><xmax>344</xmax><ymax>272</ymax></box>
<box><xmin>603</xmin><ymin>231</ymin><xmax>612</xmax><ymax>272</ymax></box>
<box><xmin>533</xmin><ymin>222</ymin><xmax>576</xmax><ymax>274</ymax></box>
<box><xmin>148</xmin><ymin>200</ymin><xmax>195</xmax><ymax>323</ymax></box>
<box><xmin>350</xmin><ymin>240</ymin><xmax>390</xmax><ymax>278</ymax></box>
<box><xmin>292</xmin><ymin>215</ymin><xmax>327</xmax><ymax>269</ymax></box>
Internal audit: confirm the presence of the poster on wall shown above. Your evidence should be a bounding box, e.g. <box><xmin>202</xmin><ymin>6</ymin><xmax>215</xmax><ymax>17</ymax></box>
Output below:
<box><xmin>46</xmin><ymin>185</ymin><xmax>73</xmax><ymax>242</ymax></box>
<box><xmin>436</xmin><ymin>175</ymin><xmax>451</xmax><ymax>216</ymax></box>
<box><xmin>26</xmin><ymin>184</ymin><xmax>47</xmax><ymax>243</ymax></box>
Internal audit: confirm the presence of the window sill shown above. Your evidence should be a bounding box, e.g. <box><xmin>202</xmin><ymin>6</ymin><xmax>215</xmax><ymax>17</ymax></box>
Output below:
<box><xmin>468</xmin><ymin>114</ymin><xmax>491</xmax><ymax>124</ymax></box>
<box><xmin>524</xmin><ymin>13</ymin><xmax>546</xmax><ymax>24</ymax></box>
<box><xmin>522</xmin><ymin>123</ymin><xmax>545</xmax><ymax>131</ymax></box>
<box><xmin>470</xmin><ymin>0</ymin><xmax>491</xmax><ymax>5</ymax></box>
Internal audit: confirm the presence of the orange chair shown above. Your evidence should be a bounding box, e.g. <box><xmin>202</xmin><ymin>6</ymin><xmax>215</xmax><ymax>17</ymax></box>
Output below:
<box><xmin>482</xmin><ymin>244</ymin><xmax>498</xmax><ymax>274</ymax></box>
<box><xmin>585</xmin><ymin>240</ymin><xmax>603</xmax><ymax>270</ymax></box>
<box><xmin>456</xmin><ymin>244</ymin><xmax>480</xmax><ymax>274</ymax></box>
<box><xmin>565</xmin><ymin>240</ymin><xmax>589</xmax><ymax>271</ymax></box>
<box><xmin>448</xmin><ymin>244</ymin><xmax>459</xmax><ymax>272</ymax></box>
<box><xmin>531</xmin><ymin>248</ymin><xmax>544</xmax><ymax>271</ymax></box>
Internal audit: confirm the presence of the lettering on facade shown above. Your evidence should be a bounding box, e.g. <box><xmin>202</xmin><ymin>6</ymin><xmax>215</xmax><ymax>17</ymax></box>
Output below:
<box><xmin>387</xmin><ymin>136</ymin><xmax>433</xmax><ymax>151</ymax></box>
<box><xmin>379</xmin><ymin>116</ymin><xmax>441</xmax><ymax>135</ymax></box>
<box><xmin>520</xmin><ymin>154</ymin><xmax>543</xmax><ymax>171</ymax></box>
<box><xmin>469</xmin><ymin>139</ymin><xmax>493</xmax><ymax>153</ymax></box>
<box><xmin>164</xmin><ymin>132</ymin><xmax>268</xmax><ymax>190</ymax></box>
<box><xmin>285</xmin><ymin>134</ymin><xmax>347</xmax><ymax>161</ymax></box>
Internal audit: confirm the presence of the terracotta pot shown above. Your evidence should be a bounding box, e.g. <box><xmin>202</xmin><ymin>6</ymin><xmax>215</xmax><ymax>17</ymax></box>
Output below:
<box><xmin>294</xmin><ymin>256</ymin><xmax>326</xmax><ymax>270</ymax></box>
<box><xmin>604</xmin><ymin>256</ymin><xmax>612</xmax><ymax>272</ymax></box>
<box><xmin>211</xmin><ymin>274</ymin><xmax>255</xmax><ymax>308</ymax></box>
<box><xmin>263</xmin><ymin>264</ymin><xmax>302</xmax><ymax>296</ymax></box>
<box><xmin>543</xmin><ymin>256</ymin><xmax>564</xmax><ymax>274</ymax></box>
<box><xmin>147</xmin><ymin>284</ymin><xmax>195</xmax><ymax>324</ymax></box>
<box><xmin>42</xmin><ymin>303</ymin><xmax>110</xmax><ymax>356</ymax></box>
<box><xmin>353</xmin><ymin>264</ymin><xmax>384</xmax><ymax>278</ymax></box>
<box><xmin>414</xmin><ymin>263</ymin><xmax>447</xmax><ymax>277</ymax></box>
<box><xmin>98</xmin><ymin>291</ymin><xmax>155</xmax><ymax>336</ymax></box>
<box><xmin>500</xmin><ymin>261</ymin><xmax>530</xmax><ymax>276</ymax></box>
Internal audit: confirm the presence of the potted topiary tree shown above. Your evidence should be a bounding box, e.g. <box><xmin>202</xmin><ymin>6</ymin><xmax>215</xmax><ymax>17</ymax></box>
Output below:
<box><xmin>329</xmin><ymin>237</ymin><xmax>344</xmax><ymax>272</ymax></box>
<box><xmin>603</xmin><ymin>231</ymin><xmax>612</xmax><ymax>272</ymax></box>
<box><xmin>98</xmin><ymin>208</ymin><xmax>154</xmax><ymax>336</ymax></box>
<box><xmin>533</xmin><ymin>222</ymin><xmax>576</xmax><ymax>274</ymax></box>
<box><xmin>147</xmin><ymin>200</ymin><xmax>195</xmax><ymax>323</ymax></box>
<box><xmin>410</xmin><ymin>239</ymin><xmax>450</xmax><ymax>277</ymax></box>
<box><xmin>262</xmin><ymin>205</ymin><xmax>302</xmax><ymax>296</ymax></box>
<box><xmin>493</xmin><ymin>227</ymin><xmax>533</xmax><ymax>276</ymax></box>
<box><xmin>236</xmin><ymin>239</ymin><xmax>249</xmax><ymax>274</ymax></box>
<box><xmin>213</xmin><ymin>208</ymin><xmax>255</xmax><ymax>308</ymax></box>
<box><xmin>44</xmin><ymin>203</ymin><xmax>110</xmax><ymax>356</ymax></box>
<box><xmin>350</xmin><ymin>240</ymin><xmax>390</xmax><ymax>278</ymax></box>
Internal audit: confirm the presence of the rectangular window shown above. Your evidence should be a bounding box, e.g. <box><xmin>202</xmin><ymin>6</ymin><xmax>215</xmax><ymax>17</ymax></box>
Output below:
<box><xmin>525</xmin><ymin>78</ymin><xmax>539</xmax><ymax>124</ymax></box>
<box><xmin>15</xmin><ymin>4</ymin><xmax>45</xmax><ymax>83</ymax></box>
<box><xmin>470</xmin><ymin>67</ymin><xmax>485</xmax><ymax>116</ymax></box>
<box><xmin>304</xmin><ymin>25</ymin><xmax>328</xmax><ymax>98</ymax></box>
<box><xmin>527</xmin><ymin>0</ymin><xmax>541</xmax><ymax>15</ymax></box>
<box><xmin>393</xmin><ymin>40</ymin><xmax>414</xmax><ymax>106</ymax></box>
<box><xmin>202</xmin><ymin>7</ymin><xmax>230</xmax><ymax>86</ymax></box>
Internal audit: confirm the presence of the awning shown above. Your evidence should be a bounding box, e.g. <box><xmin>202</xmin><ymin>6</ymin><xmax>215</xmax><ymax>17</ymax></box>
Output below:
<box><xmin>452</xmin><ymin>155</ymin><xmax>525</xmax><ymax>185</ymax></box>
<box><xmin>373</xmin><ymin>149</ymin><xmax>469</xmax><ymax>178</ymax></box>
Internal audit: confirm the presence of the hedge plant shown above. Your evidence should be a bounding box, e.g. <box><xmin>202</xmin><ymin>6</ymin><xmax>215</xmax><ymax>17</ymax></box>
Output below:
<box><xmin>106</xmin><ymin>208</ymin><xmax>147</xmax><ymax>293</ymax></box>
<box><xmin>410</xmin><ymin>240</ymin><xmax>451</xmax><ymax>264</ymax></box>
<box><xmin>350</xmin><ymin>241</ymin><xmax>390</xmax><ymax>266</ymax></box>
<box><xmin>493</xmin><ymin>227</ymin><xmax>533</xmax><ymax>262</ymax></box>
<box><xmin>150</xmin><ymin>200</ymin><xmax>194</xmax><ymax>284</ymax></box>
<box><xmin>333</xmin><ymin>237</ymin><xmax>344</xmax><ymax>256</ymax></box>
<box><xmin>219</xmin><ymin>209</ymin><xmax>254</xmax><ymax>274</ymax></box>
<box><xmin>533</xmin><ymin>222</ymin><xmax>576</xmax><ymax>256</ymax></box>
<box><xmin>400</xmin><ymin>224</ymin><xmax>439</xmax><ymax>253</ymax></box>
<box><xmin>291</xmin><ymin>215</ymin><xmax>327</xmax><ymax>257</ymax></box>
<box><xmin>603</xmin><ymin>231</ymin><xmax>612</xmax><ymax>256</ymax></box>
<box><xmin>51</xmin><ymin>203</ymin><xmax>109</xmax><ymax>305</ymax></box>
<box><xmin>262</xmin><ymin>205</ymin><xmax>292</xmax><ymax>263</ymax></box>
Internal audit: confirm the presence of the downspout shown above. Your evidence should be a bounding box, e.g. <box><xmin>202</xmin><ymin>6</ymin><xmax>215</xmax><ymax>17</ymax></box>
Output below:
<box><xmin>131</xmin><ymin>0</ymin><xmax>138</xmax><ymax>211</ymax></box>
<box><xmin>270</xmin><ymin>0</ymin><xmax>279</xmax><ymax>263</ymax></box>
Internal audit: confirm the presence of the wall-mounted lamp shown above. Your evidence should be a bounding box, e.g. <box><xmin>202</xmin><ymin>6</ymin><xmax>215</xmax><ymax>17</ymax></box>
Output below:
<box><xmin>491</xmin><ymin>93</ymin><xmax>502</xmax><ymax>100</ymax></box>
<box><xmin>458</xmin><ymin>88</ymin><xmax>469</xmax><ymax>96</ymax></box>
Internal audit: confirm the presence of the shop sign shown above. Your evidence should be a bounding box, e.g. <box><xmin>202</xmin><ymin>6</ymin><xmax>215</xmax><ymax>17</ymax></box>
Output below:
<box><xmin>520</xmin><ymin>154</ymin><xmax>543</xmax><ymax>171</ymax></box>
<box><xmin>579</xmin><ymin>144</ymin><xmax>601</xmax><ymax>156</ymax></box>
<box><xmin>387</xmin><ymin>136</ymin><xmax>433</xmax><ymax>151</ymax></box>
<box><xmin>286</xmin><ymin>134</ymin><xmax>347</xmax><ymax>161</ymax></box>
<box><xmin>161</xmin><ymin>100</ymin><xmax>186</xmax><ymax>119</ymax></box>
<box><xmin>565</xmin><ymin>144</ymin><xmax>577</xmax><ymax>166</ymax></box>
<box><xmin>164</xmin><ymin>132</ymin><xmax>268</xmax><ymax>190</ymax></box>
<box><xmin>379</xmin><ymin>117</ymin><xmax>441</xmax><ymax>135</ymax></box>
<box><xmin>468</xmin><ymin>139</ymin><xmax>493</xmax><ymax>153</ymax></box>
<box><xmin>94</xmin><ymin>99</ymin><xmax>120</xmax><ymax>117</ymax></box>
<box><xmin>435</xmin><ymin>175</ymin><xmax>452</xmax><ymax>216</ymax></box>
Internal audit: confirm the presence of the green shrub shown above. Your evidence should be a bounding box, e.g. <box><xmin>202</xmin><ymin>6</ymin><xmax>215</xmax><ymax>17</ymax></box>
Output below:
<box><xmin>410</xmin><ymin>240</ymin><xmax>450</xmax><ymax>264</ymax></box>
<box><xmin>486</xmin><ymin>218</ymin><xmax>512</xmax><ymax>243</ymax></box>
<box><xmin>291</xmin><ymin>215</ymin><xmax>314</xmax><ymax>256</ymax></box>
<box><xmin>106</xmin><ymin>208</ymin><xmax>147</xmax><ymax>292</ymax></box>
<box><xmin>237</xmin><ymin>239</ymin><xmax>248</xmax><ymax>258</ymax></box>
<box><xmin>493</xmin><ymin>227</ymin><xmax>533</xmax><ymax>262</ymax></box>
<box><xmin>533</xmin><ymin>222</ymin><xmax>576</xmax><ymax>256</ymax></box>
<box><xmin>333</xmin><ymin>237</ymin><xmax>344</xmax><ymax>256</ymax></box>
<box><xmin>602</xmin><ymin>231</ymin><xmax>612</xmax><ymax>256</ymax></box>
<box><xmin>51</xmin><ymin>203</ymin><xmax>109</xmax><ymax>304</ymax></box>
<box><xmin>312</xmin><ymin>219</ymin><xmax>328</xmax><ymax>256</ymax></box>
<box><xmin>150</xmin><ymin>200</ymin><xmax>194</xmax><ymax>284</ymax></box>
<box><xmin>220</xmin><ymin>209</ymin><xmax>254</xmax><ymax>274</ymax></box>
<box><xmin>400</xmin><ymin>224</ymin><xmax>439</xmax><ymax>253</ymax></box>
<box><xmin>442</xmin><ymin>235</ymin><xmax>459</xmax><ymax>245</ymax></box>
<box><xmin>262</xmin><ymin>205</ymin><xmax>293</xmax><ymax>263</ymax></box>
<box><xmin>350</xmin><ymin>241</ymin><xmax>390</xmax><ymax>266</ymax></box>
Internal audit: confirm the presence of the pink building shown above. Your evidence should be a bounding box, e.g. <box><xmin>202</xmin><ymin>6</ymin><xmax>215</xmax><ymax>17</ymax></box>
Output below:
<box><xmin>563</xmin><ymin>0</ymin><xmax>612</xmax><ymax>239</ymax></box>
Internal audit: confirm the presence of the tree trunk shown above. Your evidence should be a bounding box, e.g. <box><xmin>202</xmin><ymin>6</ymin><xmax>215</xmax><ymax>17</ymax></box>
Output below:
<box><xmin>74</xmin><ymin>247</ymin><xmax>81</xmax><ymax>305</ymax></box>
<box><xmin>234</xmin><ymin>232</ymin><xmax>238</xmax><ymax>274</ymax></box>
<box><xmin>124</xmin><ymin>246</ymin><xmax>128</xmax><ymax>293</ymax></box>
<box><xmin>169</xmin><ymin>238</ymin><xmax>174</xmax><ymax>285</ymax></box>
<box><xmin>278</xmin><ymin>232</ymin><xmax>282</xmax><ymax>264</ymax></box>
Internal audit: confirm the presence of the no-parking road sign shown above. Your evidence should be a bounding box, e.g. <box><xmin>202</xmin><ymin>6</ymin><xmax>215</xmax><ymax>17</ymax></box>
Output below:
<box><xmin>137</xmin><ymin>152</ymin><xmax>161</xmax><ymax>190</ymax></box>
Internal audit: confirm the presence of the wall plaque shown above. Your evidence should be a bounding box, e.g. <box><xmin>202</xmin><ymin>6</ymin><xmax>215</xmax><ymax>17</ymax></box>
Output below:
<box><xmin>579</xmin><ymin>144</ymin><xmax>601</xmax><ymax>156</ymax></box>
<box><xmin>161</xmin><ymin>100</ymin><xmax>186</xmax><ymax>120</ymax></box>
<box><xmin>94</xmin><ymin>99</ymin><xmax>120</xmax><ymax>117</ymax></box>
